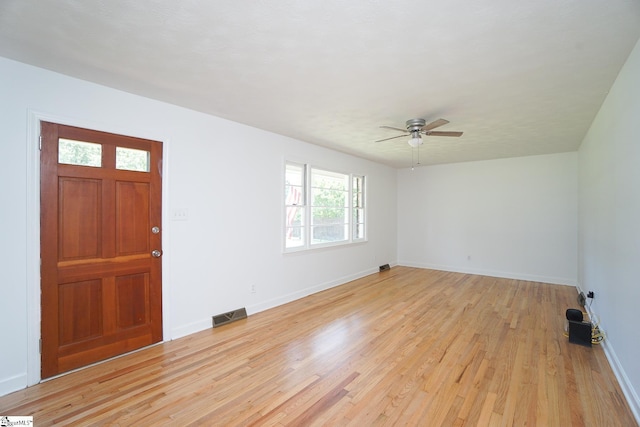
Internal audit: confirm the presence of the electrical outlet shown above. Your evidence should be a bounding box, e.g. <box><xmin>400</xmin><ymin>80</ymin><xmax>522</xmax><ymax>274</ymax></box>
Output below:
<box><xmin>250</xmin><ymin>284</ymin><xmax>256</xmax><ymax>294</ymax></box>
<box><xmin>587</xmin><ymin>291</ymin><xmax>594</xmax><ymax>298</ymax></box>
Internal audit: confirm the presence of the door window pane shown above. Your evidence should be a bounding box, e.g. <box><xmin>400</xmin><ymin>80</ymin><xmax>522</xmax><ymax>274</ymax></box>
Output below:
<box><xmin>116</xmin><ymin>147</ymin><xmax>150</xmax><ymax>172</ymax></box>
<box><xmin>58</xmin><ymin>139</ymin><xmax>102</xmax><ymax>167</ymax></box>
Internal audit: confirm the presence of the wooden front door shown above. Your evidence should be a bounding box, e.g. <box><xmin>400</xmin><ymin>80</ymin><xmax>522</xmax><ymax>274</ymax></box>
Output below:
<box><xmin>40</xmin><ymin>122</ymin><xmax>163</xmax><ymax>378</ymax></box>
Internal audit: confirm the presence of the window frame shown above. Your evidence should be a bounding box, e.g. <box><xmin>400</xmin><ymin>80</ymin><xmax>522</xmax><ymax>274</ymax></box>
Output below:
<box><xmin>284</xmin><ymin>162</ymin><xmax>307</xmax><ymax>250</ymax></box>
<box><xmin>352</xmin><ymin>174</ymin><xmax>365</xmax><ymax>241</ymax></box>
<box><xmin>284</xmin><ymin>161</ymin><xmax>366</xmax><ymax>252</ymax></box>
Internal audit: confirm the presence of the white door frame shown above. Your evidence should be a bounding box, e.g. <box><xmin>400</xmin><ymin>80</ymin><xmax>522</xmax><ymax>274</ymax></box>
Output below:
<box><xmin>26</xmin><ymin>109</ymin><xmax>172</xmax><ymax>385</ymax></box>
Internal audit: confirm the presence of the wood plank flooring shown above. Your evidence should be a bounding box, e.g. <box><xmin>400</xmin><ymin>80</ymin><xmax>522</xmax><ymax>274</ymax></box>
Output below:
<box><xmin>1</xmin><ymin>267</ymin><xmax>636</xmax><ymax>426</ymax></box>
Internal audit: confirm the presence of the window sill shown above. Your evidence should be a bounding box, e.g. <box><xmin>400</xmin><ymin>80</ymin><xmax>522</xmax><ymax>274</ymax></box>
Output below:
<box><xmin>283</xmin><ymin>239</ymin><xmax>368</xmax><ymax>254</ymax></box>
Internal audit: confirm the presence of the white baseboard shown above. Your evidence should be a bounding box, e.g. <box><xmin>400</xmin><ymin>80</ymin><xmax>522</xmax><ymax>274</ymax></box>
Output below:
<box><xmin>170</xmin><ymin>319</ymin><xmax>213</xmax><ymax>340</ymax></box>
<box><xmin>246</xmin><ymin>267</ymin><xmax>379</xmax><ymax>315</ymax></box>
<box><xmin>398</xmin><ymin>261</ymin><xmax>576</xmax><ymax>286</ymax></box>
<box><xmin>169</xmin><ymin>266</ymin><xmax>380</xmax><ymax>341</ymax></box>
<box><xmin>601</xmin><ymin>339</ymin><xmax>640</xmax><ymax>425</ymax></box>
<box><xmin>0</xmin><ymin>373</ymin><xmax>27</xmax><ymax>398</ymax></box>
<box><xmin>581</xmin><ymin>300</ymin><xmax>640</xmax><ymax>425</ymax></box>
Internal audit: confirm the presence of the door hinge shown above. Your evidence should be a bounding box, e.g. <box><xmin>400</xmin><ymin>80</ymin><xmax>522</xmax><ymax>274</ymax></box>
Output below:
<box><xmin>39</xmin><ymin>135</ymin><xmax>42</xmax><ymax>151</ymax></box>
<box><xmin>39</xmin><ymin>339</ymin><xmax>42</xmax><ymax>354</ymax></box>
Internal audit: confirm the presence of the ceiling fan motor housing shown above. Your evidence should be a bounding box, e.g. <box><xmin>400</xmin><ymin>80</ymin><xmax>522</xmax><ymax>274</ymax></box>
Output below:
<box><xmin>406</xmin><ymin>118</ymin><xmax>426</xmax><ymax>132</ymax></box>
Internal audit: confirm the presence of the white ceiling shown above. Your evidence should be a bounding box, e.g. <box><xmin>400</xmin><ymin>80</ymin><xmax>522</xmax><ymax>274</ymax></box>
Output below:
<box><xmin>1</xmin><ymin>1</ymin><xmax>639</xmax><ymax>168</ymax></box>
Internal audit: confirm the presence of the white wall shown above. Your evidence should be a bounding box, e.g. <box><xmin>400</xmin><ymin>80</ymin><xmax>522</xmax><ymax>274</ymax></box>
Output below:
<box><xmin>578</xmin><ymin>38</ymin><xmax>640</xmax><ymax>420</ymax></box>
<box><xmin>397</xmin><ymin>153</ymin><xmax>578</xmax><ymax>285</ymax></box>
<box><xmin>0</xmin><ymin>57</ymin><xmax>397</xmax><ymax>396</ymax></box>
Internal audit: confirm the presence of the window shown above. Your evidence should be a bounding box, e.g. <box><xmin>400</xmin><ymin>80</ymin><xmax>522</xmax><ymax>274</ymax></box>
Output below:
<box><xmin>285</xmin><ymin>163</ymin><xmax>306</xmax><ymax>249</ymax></box>
<box><xmin>58</xmin><ymin>139</ymin><xmax>102</xmax><ymax>167</ymax></box>
<box><xmin>58</xmin><ymin>139</ymin><xmax>151</xmax><ymax>173</ymax></box>
<box><xmin>116</xmin><ymin>147</ymin><xmax>150</xmax><ymax>172</ymax></box>
<box><xmin>285</xmin><ymin>162</ymin><xmax>365</xmax><ymax>251</ymax></box>
<box><xmin>311</xmin><ymin>168</ymin><xmax>348</xmax><ymax>244</ymax></box>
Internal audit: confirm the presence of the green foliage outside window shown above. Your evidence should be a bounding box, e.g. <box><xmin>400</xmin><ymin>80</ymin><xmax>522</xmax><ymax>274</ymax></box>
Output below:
<box><xmin>58</xmin><ymin>139</ymin><xmax>101</xmax><ymax>167</ymax></box>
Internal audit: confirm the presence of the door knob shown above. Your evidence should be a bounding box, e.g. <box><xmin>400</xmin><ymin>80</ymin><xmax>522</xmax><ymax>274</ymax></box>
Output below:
<box><xmin>151</xmin><ymin>250</ymin><xmax>162</xmax><ymax>258</ymax></box>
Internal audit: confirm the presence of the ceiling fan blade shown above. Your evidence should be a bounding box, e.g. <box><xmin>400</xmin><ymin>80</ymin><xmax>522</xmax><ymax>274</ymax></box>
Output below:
<box><xmin>375</xmin><ymin>134</ymin><xmax>409</xmax><ymax>142</ymax></box>
<box><xmin>425</xmin><ymin>131</ymin><xmax>463</xmax><ymax>137</ymax></box>
<box><xmin>380</xmin><ymin>126</ymin><xmax>409</xmax><ymax>133</ymax></box>
<box><xmin>423</xmin><ymin>118</ymin><xmax>450</xmax><ymax>131</ymax></box>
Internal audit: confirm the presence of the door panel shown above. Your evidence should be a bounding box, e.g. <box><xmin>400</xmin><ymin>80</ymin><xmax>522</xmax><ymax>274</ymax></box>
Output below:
<box><xmin>116</xmin><ymin>273</ymin><xmax>150</xmax><ymax>329</ymax></box>
<box><xmin>116</xmin><ymin>181</ymin><xmax>150</xmax><ymax>255</ymax></box>
<box><xmin>41</xmin><ymin>121</ymin><xmax>163</xmax><ymax>378</ymax></box>
<box><xmin>59</xmin><ymin>178</ymin><xmax>101</xmax><ymax>260</ymax></box>
<box><xmin>58</xmin><ymin>279</ymin><xmax>103</xmax><ymax>345</ymax></box>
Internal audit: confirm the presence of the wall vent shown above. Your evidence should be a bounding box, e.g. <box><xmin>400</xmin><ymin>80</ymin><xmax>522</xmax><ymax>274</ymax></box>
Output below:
<box><xmin>379</xmin><ymin>264</ymin><xmax>391</xmax><ymax>272</ymax></box>
<box><xmin>212</xmin><ymin>307</ymin><xmax>247</xmax><ymax>328</ymax></box>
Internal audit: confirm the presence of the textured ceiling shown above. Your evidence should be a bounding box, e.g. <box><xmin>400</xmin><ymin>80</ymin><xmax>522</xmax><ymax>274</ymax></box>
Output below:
<box><xmin>1</xmin><ymin>0</ymin><xmax>639</xmax><ymax>168</ymax></box>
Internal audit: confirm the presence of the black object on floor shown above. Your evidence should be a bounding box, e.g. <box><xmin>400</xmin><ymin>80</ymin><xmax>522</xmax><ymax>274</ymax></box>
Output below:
<box><xmin>568</xmin><ymin>320</ymin><xmax>592</xmax><ymax>347</ymax></box>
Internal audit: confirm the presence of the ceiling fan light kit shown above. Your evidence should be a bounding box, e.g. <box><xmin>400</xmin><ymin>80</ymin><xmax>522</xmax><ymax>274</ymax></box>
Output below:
<box><xmin>408</xmin><ymin>131</ymin><xmax>423</xmax><ymax>148</ymax></box>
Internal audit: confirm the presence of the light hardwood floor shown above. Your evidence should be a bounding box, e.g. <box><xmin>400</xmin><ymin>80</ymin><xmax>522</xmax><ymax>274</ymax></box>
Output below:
<box><xmin>1</xmin><ymin>267</ymin><xmax>636</xmax><ymax>426</ymax></box>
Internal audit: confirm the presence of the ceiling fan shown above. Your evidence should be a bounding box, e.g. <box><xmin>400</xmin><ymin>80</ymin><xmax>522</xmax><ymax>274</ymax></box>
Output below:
<box><xmin>376</xmin><ymin>118</ymin><xmax>463</xmax><ymax>147</ymax></box>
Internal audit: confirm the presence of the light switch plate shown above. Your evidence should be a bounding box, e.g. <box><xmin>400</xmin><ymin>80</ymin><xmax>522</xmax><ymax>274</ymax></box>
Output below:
<box><xmin>172</xmin><ymin>208</ymin><xmax>188</xmax><ymax>221</ymax></box>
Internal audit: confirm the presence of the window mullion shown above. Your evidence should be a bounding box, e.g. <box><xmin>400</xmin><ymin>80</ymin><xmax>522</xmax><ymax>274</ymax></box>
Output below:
<box><xmin>305</xmin><ymin>164</ymin><xmax>311</xmax><ymax>248</ymax></box>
